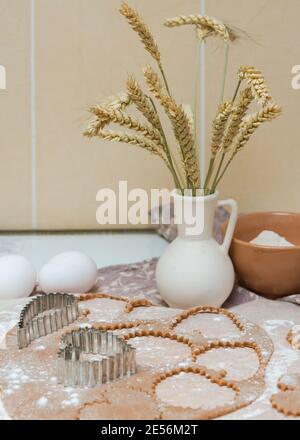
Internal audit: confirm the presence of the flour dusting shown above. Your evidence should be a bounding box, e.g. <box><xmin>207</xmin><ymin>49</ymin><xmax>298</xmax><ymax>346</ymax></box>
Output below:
<box><xmin>250</xmin><ymin>231</ymin><xmax>295</xmax><ymax>247</ymax></box>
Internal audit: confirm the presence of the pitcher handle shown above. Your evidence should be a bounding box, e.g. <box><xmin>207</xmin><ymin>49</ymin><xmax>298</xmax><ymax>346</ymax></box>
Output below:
<box><xmin>217</xmin><ymin>199</ymin><xmax>238</xmax><ymax>254</ymax></box>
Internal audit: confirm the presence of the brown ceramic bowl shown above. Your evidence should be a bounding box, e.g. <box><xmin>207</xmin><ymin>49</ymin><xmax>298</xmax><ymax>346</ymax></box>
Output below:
<box><xmin>224</xmin><ymin>212</ymin><xmax>300</xmax><ymax>299</ymax></box>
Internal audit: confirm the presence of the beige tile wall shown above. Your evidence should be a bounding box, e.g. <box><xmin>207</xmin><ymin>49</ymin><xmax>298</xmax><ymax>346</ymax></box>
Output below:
<box><xmin>0</xmin><ymin>0</ymin><xmax>299</xmax><ymax>230</ymax></box>
<box><xmin>206</xmin><ymin>0</ymin><xmax>300</xmax><ymax>212</ymax></box>
<box><xmin>35</xmin><ymin>0</ymin><xmax>200</xmax><ymax>229</ymax></box>
<box><xmin>0</xmin><ymin>0</ymin><xmax>32</xmax><ymax>229</ymax></box>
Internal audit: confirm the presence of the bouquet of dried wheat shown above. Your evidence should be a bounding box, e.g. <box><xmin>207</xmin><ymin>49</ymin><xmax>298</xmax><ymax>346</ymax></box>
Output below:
<box><xmin>84</xmin><ymin>2</ymin><xmax>281</xmax><ymax>195</ymax></box>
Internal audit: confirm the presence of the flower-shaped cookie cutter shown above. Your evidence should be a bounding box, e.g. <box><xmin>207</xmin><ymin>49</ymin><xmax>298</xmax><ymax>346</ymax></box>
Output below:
<box><xmin>57</xmin><ymin>328</ymin><xmax>137</xmax><ymax>388</ymax></box>
<box><xmin>17</xmin><ymin>293</ymin><xmax>80</xmax><ymax>349</ymax></box>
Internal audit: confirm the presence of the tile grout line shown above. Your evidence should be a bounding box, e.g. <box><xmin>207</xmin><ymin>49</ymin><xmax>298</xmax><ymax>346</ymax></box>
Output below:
<box><xmin>200</xmin><ymin>0</ymin><xmax>206</xmax><ymax>188</ymax></box>
<box><xmin>30</xmin><ymin>0</ymin><xmax>37</xmax><ymax>230</ymax></box>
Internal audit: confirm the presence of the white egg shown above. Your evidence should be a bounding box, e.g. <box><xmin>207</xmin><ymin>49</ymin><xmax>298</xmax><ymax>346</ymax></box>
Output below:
<box><xmin>0</xmin><ymin>255</ymin><xmax>36</xmax><ymax>299</ymax></box>
<box><xmin>39</xmin><ymin>251</ymin><xmax>98</xmax><ymax>293</ymax></box>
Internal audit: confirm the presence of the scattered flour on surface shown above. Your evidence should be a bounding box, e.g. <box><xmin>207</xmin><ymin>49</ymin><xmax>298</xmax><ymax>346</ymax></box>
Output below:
<box><xmin>35</xmin><ymin>345</ymin><xmax>46</xmax><ymax>351</ymax></box>
<box><xmin>3</xmin><ymin>389</ymin><xmax>13</xmax><ymax>396</ymax></box>
<box><xmin>263</xmin><ymin>320</ymin><xmax>295</xmax><ymax>336</ymax></box>
<box><xmin>61</xmin><ymin>393</ymin><xmax>80</xmax><ymax>407</ymax></box>
<box><xmin>36</xmin><ymin>397</ymin><xmax>48</xmax><ymax>408</ymax></box>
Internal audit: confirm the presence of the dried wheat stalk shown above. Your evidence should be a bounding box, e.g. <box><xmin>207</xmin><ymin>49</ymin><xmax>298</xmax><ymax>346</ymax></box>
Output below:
<box><xmin>239</xmin><ymin>66</ymin><xmax>272</xmax><ymax>106</ymax></box>
<box><xmin>212</xmin><ymin>103</ymin><xmax>281</xmax><ymax>190</ymax></box>
<box><xmin>88</xmin><ymin>106</ymin><xmax>115</xmax><ymax>132</ymax></box>
<box><xmin>233</xmin><ymin>104</ymin><xmax>281</xmax><ymax>154</ymax></box>
<box><xmin>99</xmin><ymin>93</ymin><xmax>131</xmax><ymax>111</ymax></box>
<box><xmin>85</xmin><ymin>3</ymin><xmax>281</xmax><ymax>193</ymax></box>
<box><xmin>86</xmin><ymin>93</ymin><xmax>132</xmax><ymax>133</ymax></box>
<box><xmin>120</xmin><ymin>2</ymin><xmax>161</xmax><ymax>63</ymax></box>
<box><xmin>221</xmin><ymin>87</ymin><xmax>254</xmax><ymax>152</ymax></box>
<box><xmin>164</xmin><ymin>15</ymin><xmax>238</xmax><ymax>42</ymax></box>
<box><xmin>211</xmin><ymin>102</ymin><xmax>232</xmax><ymax>157</ymax></box>
<box><xmin>120</xmin><ymin>2</ymin><xmax>171</xmax><ymax>94</ymax></box>
<box><xmin>86</xmin><ymin>127</ymin><xmax>168</xmax><ymax>161</ymax></box>
<box><xmin>84</xmin><ymin>118</ymin><xmax>106</xmax><ymax>138</ymax></box>
<box><xmin>167</xmin><ymin>101</ymin><xmax>200</xmax><ymax>189</ymax></box>
<box><xmin>126</xmin><ymin>76</ymin><xmax>161</xmax><ymax>131</ymax></box>
<box><xmin>163</xmin><ymin>103</ymin><xmax>198</xmax><ymax>185</ymax></box>
<box><xmin>143</xmin><ymin>65</ymin><xmax>167</xmax><ymax>103</ymax></box>
<box><xmin>182</xmin><ymin>104</ymin><xmax>195</xmax><ymax>133</ymax></box>
<box><xmin>144</xmin><ymin>65</ymin><xmax>199</xmax><ymax>188</ymax></box>
<box><xmin>89</xmin><ymin>106</ymin><xmax>162</xmax><ymax>144</ymax></box>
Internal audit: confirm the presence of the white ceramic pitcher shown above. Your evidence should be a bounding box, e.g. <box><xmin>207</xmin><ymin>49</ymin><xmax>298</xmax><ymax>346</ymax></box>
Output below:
<box><xmin>156</xmin><ymin>190</ymin><xmax>238</xmax><ymax>309</ymax></box>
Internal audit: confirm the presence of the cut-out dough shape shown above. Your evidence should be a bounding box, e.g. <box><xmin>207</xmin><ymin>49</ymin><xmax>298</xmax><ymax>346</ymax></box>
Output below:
<box><xmin>152</xmin><ymin>365</ymin><xmax>244</xmax><ymax>420</ymax></box>
<box><xmin>271</xmin><ymin>352</ymin><xmax>300</xmax><ymax>418</ymax></box>
<box><xmin>171</xmin><ymin>307</ymin><xmax>244</xmax><ymax>342</ymax></box>
<box><xmin>271</xmin><ymin>391</ymin><xmax>300</xmax><ymax>417</ymax></box>
<box><xmin>287</xmin><ymin>325</ymin><xmax>300</xmax><ymax>350</ymax></box>
<box><xmin>156</xmin><ymin>372</ymin><xmax>237</xmax><ymax>410</ymax></box>
<box><xmin>196</xmin><ymin>346</ymin><xmax>260</xmax><ymax>381</ymax></box>
<box><xmin>128</xmin><ymin>336</ymin><xmax>192</xmax><ymax>369</ymax></box>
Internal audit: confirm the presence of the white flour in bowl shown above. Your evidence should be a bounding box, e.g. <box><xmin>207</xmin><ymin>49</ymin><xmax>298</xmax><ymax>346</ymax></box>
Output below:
<box><xmin>250</xmin><ymin>230</ymin><xmax>295</xmax><ymax>247</ymax></box>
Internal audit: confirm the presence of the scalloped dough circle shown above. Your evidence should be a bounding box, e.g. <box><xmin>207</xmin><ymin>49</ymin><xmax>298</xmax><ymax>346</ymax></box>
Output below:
<box><xmin>196</xmin><ymin>347</ymin><xmax>260</xmax><ymax>381</ymax></box>
<box><xmin>129</xmin><ymin>336</ymin><xmax>192</xmax><ymax>369</ymax></box>
<box><xmin>80</xmin><ymin>298</ymin><xmax>126</xmax><ymax>322</ymax></box>
<box><xmin>271</xmin><ymin>391</ymin><xmax>300</xmax><ymax>417</ymax></box>
<box><xmin>156</xmin><ymin>372</ymin><xmax>236</xmax><ymax>410</ymax></box>
<box><xmin>174</xmin><ymin>313</ymin><xmax>242</xmax><ymax>339</ymax></box>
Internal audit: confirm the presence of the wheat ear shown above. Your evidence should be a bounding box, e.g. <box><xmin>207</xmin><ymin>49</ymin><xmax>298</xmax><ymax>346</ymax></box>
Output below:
<box><xmin>127</xmin><ymin>75</ymin><xmax>185</xmax><ymax>188</ymax></box>
<box><xmin>144</xmin><ymin>65</ymin><xmax>199</xmax><ymax>189</ymax></box>
<box><xmin>85</xmin><ymin>127</ymin><xmax>168</xmax><ymax>161</ymax></box>
<box><xmin>167</xmin><ymin>98</ymin><xmax>200</xmax><ymax>189</ymax></box>
<box><xmin>212</xmin><ymin>104</ymin><xmax>281</xmax><ymax>190</ymax></box>
<box><xmin>143</xmin><ymin>65</ymin><xmax>167</xmax><ymax>102</ymax></box>
<box><xmin>210</xmin><ymin>102</ymin><xmax>233</xmax><ymax>157</ymax></box>
<box><xmin>182</xmin><ymin>105</ymin><xmax>195</xmax><ymax>132</ymax></box>
<box><xmin>213</xmin><ymin>104</ymin><xmax>281</xmax><ymax>190</ymax></box>
<box><xmin>126</xmin><ymin>76</ymin><xmax>161</xmax><ymax>131</ymax></box>
<box><xmin>204</xmin><ymin>102</ymin><xmax>231</xmax><ymax>190</ymax></box>
<box><xmin>164</xmin><ymin>15</ymin><xmax>238</xmax><ymax>42</ymax></box>
<box><xmin>84</xmin><ymin>118</ymin><xmax>106</xmax><ymax>138</ymax></box>
<box><xmin>120</xmin><ymin>2</ymin><xmax>161</xmax><ymax>63</ymax></box>
<box><xmin>168</xmin><ymin>101</ymin><xmax>200</xmax><ymax>189</ymax></box>
<box><xmin>221</xmin><ymin>87</ymin><xmax>254</xmax><ymax>152</ymax></box>
<box><xmin>86</xmin><ymin>93</ymin><xmax>132</xmax><ymax>131</ymax></box>
<box><xmin>89</xmin><ymin>107</ymin><xmax>162</xmax><ymax>144</ymax></box>
<box><xmin>120</xmin><ymin>2</ymin><xmax>171</xmax><ymax>94</ymax></box>
<box><xmin>239</xmin><ymin>66</ymin><xmax>272</xmax><ymax>106</ymax></box>
<box><xmin>99</xmin><ymin>93</ymin><xmax>131</xmax><ymax>111</ymax></box>
<box><xmin>209</xmin><ymin>88</ymin><xmax>253</xmax><ymax>189</ymax></box>
<box><xmin>233</xmin><ymin>104</ymin><xmax>281</xmax><ymax>153</ymax></box>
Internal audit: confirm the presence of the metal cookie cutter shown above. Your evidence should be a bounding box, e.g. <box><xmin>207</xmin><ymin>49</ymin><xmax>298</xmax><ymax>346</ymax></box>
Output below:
<box><xmin>17</xmin><ymin>293</ymin><xmax>79</xmax><ymax>349</ymax></box>
<box><xmin>57</xmin><ymin>328</ymin><xmax>137</xmax><ymax>388</ymax></box>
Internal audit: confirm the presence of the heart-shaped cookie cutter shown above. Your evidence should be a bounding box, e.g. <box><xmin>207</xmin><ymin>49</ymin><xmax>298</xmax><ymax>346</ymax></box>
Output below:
<box><xmin>57</xmin><ymin>328</ymin><xmax>137</xmax><ymax>387</ymax></box>
<box><xmin>17</xmin><ymin>293</ymin><xmax>80</xmax><ymax>349</ymax></box>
